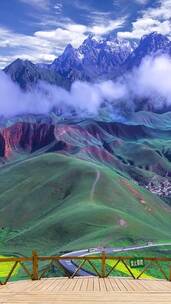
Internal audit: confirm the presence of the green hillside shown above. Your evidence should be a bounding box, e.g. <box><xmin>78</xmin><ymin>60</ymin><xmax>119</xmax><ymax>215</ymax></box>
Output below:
<box><xmin>0</xmin><ymin>153</ymin><xmax>171</xmax><ymax>256</ymax></box>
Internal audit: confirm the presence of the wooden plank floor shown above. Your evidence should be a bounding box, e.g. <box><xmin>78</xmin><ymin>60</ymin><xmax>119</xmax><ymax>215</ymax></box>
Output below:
<box><xmin>0</xmin><ymin>277</ymin><xmax>171</xmax><ymax>303</ymax></box>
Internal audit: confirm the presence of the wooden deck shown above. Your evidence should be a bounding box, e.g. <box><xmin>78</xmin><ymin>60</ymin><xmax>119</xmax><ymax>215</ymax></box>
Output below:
<box><xmin>0</xmin><ymin>277</ymin><xmax>171</xmax><ymax>303</ymax></box>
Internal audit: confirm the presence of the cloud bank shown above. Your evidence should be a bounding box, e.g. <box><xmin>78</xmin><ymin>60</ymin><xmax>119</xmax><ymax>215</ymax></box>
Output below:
<box><xmin>0</xmin><ymin>55</ymin><xmax>171</xmax><ymax>118</ymax></box>
<box><xmin>128</xmin><ymin>55</ymin><xmax>171</xmax><ymax>108</ymax></box>
<box><xmin>0</xmin><ymin>71</ymin><xmax>127</xmax><ymax>117</ymax></box>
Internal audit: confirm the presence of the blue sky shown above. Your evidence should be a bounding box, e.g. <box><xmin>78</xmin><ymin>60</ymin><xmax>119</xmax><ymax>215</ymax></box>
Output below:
<box><xmin>0</xmin><ymin>0</ymin><xmax>170</xmax><ymax>68</ymax></box>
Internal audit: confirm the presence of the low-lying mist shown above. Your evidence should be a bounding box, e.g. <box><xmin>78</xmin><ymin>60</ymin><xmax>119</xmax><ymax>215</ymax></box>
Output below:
<box><xmin>0</xmin><ymin>55</ymin><xmax>171</xmax><ymax>118</ymax></box>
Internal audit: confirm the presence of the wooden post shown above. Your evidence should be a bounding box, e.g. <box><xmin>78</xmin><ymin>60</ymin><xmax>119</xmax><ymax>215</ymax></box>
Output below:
<box><xmin>32</xmin><ymin>250</ymin><xmax>39</xmax><ymax>280</ymax></box>
<box><xmin>169</xmin><ymin>266</ymin><xmax>171</xmax><ymax>281</ymax></box>
<box><xmin>101</xmin><ymin>250</ymin><xmax>106</xmax><ymax>278</ymax></box>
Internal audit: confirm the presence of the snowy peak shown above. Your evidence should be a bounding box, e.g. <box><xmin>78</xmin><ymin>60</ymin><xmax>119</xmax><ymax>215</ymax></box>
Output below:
<box><xmin>79</xmin><ymin>35</ymin><xmax>99</xmax><ymax>51</ymax></box>
<box><xmin>51</xmin><ymin>35</ymin><xmax>137</xmax><ymax>81</ymax></box>
<box><xmin>79</xmin><ymin>35</ymin><xmax>136</xmax><ymax>56</ymax></box>
<box><xmin>139</xmin><ymin>32</ymin><xmax>170</xmax><ymax>54</ymax></box>
<box><xmin>63</xmin><ymin>43</ymin><xmax>75</xmax><ymax>56</ymax></box>
<box><xmin>52</xmin><ymin>43</ymin><xmax>76</xmax><ymax>64</ymax></box>
<box><xmin>125</xmin><ymin>32</ymin><xmax>171</xmax><ymax>69</ymax></box>
<box><xmin>104</xmin><ymin>36</ymin><xmax>137</xmax><ymax>52</ymax></box>
<box><xmin>141</xmin><ymin>32</ymin><xmax>170</xmax><ymax>45</ymax></box>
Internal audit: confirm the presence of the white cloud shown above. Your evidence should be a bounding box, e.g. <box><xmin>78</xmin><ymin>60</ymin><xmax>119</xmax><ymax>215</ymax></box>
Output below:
<box><xmin>135</xmin><ymin>0</ymin><xmax>149</xmax><ymax>4</ymax></box>
<box><xmin>34</xmin><ymin>25</ymin><xmax>87</xmax><ymax>49</ymax></box>
<box><xmin>89</xmin><ymin>18</ymin><xmax>126</xmax><ymax>35</ymax></box>
<box><xmin>54</xmin><ymin>1</ymin><xmax>63</xmax><ymax>14</ymax></box>
<box><xmin>0</xmin><ymin>26</ymin><xmax>59</xmax><ymax>68</ymax></box>
<box><xmin>118</xmin><ymin>0</ymin><xmax>171</xmax><ymax>39</ymax></box>
<box><xmin>127</xmin><ymin>55</ymin><xmax>171</xmax><ymax>108</ymax></box>
<box><xmin>19</xmin><ymin>0</ymin><xmax>50</xmax><ymax>10</ymax></box>
<box><xmin>88</xmin><ymin>10</ymin><xmax>114</xmax><ymax>24</ymax></box>
<box><xmin>0</xmin><ymin>71</ymin><xmax>127</xmax><ymax>117</ymax></box>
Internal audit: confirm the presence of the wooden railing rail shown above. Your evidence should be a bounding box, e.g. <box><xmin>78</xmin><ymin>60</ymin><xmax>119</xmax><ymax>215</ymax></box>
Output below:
<box><xmin>0</xmin><ymin>251</ymin><xmax>171</xmax><ymax>285</ymax></box>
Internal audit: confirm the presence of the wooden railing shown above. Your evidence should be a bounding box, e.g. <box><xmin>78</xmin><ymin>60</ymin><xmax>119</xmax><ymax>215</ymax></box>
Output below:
<box><xmin>0</xmin><ymin>251</ymin><xmax>171</xmax><ymax>285</ymax></box>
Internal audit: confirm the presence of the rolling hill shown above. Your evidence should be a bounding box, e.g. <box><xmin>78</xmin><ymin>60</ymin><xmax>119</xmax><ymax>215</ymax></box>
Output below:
<box><xmin>0</xmin><ymin>152</ymin><xmax>171</xmax><ymax>256</ymax></box>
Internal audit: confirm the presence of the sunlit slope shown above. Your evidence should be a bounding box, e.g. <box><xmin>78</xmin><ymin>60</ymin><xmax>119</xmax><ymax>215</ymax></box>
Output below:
<box><xmin>0</xmin><ymin>153</ymin><xmax>171</xmax><ymax>255</ymax></box>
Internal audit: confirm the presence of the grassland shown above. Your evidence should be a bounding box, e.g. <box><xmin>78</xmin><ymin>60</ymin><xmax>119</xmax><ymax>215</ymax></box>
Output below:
<box><xmin>0</xmin><ymin>152</ymin><xmax>170</xmax><ymax>259</ymax></box>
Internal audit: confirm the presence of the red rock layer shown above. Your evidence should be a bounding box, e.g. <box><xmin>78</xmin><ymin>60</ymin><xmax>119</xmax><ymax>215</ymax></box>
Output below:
<box><xmin>0</xmin><ymin>123</ymin><xmax>55</xmax><ymax>158</ymax></box>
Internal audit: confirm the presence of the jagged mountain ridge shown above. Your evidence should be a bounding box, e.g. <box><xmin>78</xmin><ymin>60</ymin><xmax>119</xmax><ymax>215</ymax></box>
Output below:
<box><xmin>3</xmin><ymin>58</ymin><xmax>69</xmax><ymax>90</ymax></box>
<box><xmin>3</xmin><ymin>32</ymin><xmax>171</xmax><ymax>89</ymax></box>
<box><xmin>51</xmin><ymin>36</ymin><xmax>137</xmax><ymax>81</ymax></box>
<box><xmin>124</xmin><ymin>32</ymin><xmax>171</xmax><ymax>71</ymax></box>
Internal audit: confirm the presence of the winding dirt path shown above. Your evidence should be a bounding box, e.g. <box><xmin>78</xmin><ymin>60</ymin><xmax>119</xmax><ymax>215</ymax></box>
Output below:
<box><xmin>90</xmin><ymin>169</ymin><xmax>100</xmax><ymax>200</ymax></box>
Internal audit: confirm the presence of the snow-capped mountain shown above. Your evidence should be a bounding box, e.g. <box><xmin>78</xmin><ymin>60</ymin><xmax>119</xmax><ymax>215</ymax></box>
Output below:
<box><xmin>124</xmin><ymin>32</ymin><xmax>171</xmax><ymax>70</ymax></box>
<box><xmin>51</xmin><ymin>35</ymin><xmax>137</xmax><ymax>81</ymax></box>
<box><xmin>3</xmin><ymin>32</ymin><xmax>171</xmax><ymax>89</ymax></box>
<box><xmin>51</xmin><ymin>43</ymin><xmax>87</xmax><ymax>82</ymax></box>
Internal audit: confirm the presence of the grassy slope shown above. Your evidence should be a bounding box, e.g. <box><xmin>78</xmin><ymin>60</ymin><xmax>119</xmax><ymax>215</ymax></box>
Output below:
<box><xmin>0</xmin><ymin>153</ymin><xmax>171</xmax><ymax>256</ymax></box>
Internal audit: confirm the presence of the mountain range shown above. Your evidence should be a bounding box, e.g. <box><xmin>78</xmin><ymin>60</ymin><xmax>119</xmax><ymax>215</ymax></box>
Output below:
<box><xmin>4</xmin><ymin>32</ymin><xmax>171</xmax><ymax>89</ymax></box>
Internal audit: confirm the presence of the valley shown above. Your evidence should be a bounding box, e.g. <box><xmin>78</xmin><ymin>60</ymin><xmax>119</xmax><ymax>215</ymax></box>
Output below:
<box><xmin>0</xmin><ymin>112</ymin><xmax>171</xmax><ymax>257</ymax></box>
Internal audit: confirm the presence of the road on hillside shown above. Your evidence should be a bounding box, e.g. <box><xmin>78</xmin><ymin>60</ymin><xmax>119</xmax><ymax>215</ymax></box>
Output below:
<box><xmin>59</xmin><ymin>243</ymin><xmax>171</xmax><ymax>277</ymax></box>
<box><xmin>90</xmin><ymin>170</ymin><xmax>100</xmax><ymax>201</ymax></box>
